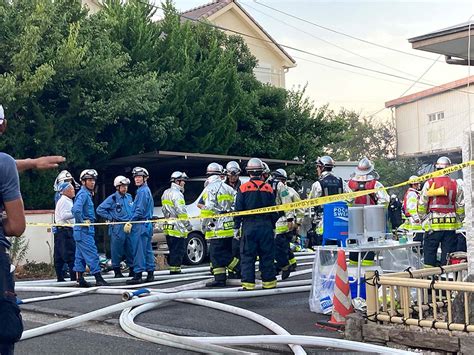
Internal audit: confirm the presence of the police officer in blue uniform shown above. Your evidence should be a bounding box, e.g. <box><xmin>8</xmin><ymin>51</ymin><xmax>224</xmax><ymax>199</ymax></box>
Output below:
<box><xmin>126</xmin><ymin>167</ymin><xmax>155</xmax><ymax>285</ymax></box>
<box><xmin>72</xmin><ymin>169</ymin><xmax>109</xmax><ymax>287</ymax></box>
<box><xmin>234</xmin><ymin>158</ymin><xmax>279</xmax><ymax>291</ymax></box>
<box><xmin>97</xmin><ymin>175</ymin><xmax>134</xmax><ymax>278</ymax></box>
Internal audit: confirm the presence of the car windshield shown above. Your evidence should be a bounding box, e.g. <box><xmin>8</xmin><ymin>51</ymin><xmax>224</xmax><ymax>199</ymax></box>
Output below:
<box><xmin>152</xmin><ymin>179</ymin><xmax>205</xmax><ymax>206</ymax></box>
<box><xmin>152</xmin><ymin>177</ymin><xmax>249</xmax><ymax>206</ymax></box>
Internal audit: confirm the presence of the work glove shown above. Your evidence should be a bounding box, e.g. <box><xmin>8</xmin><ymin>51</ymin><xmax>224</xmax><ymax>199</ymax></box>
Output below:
<box><xmin>123</xmin><ymin>222</ymin><xmax>132</xmax><ymax>234</ymax></box>
<box><xmin>82</xmin><ymin>219</ymin><xmax>91</xmax><ymax>226</ymax></box>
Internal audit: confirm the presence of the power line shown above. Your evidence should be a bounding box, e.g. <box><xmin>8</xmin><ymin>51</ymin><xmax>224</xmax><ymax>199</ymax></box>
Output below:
<box><xmin>242</xmin><ymin>1</ymin><xmax>427</xmax><ymax>81</ymax></box>
<box><xmin>238</xmin><ymin>37</ymin><xmax>430</xmax><ymax>88</ymax></box>
<box><xmin>366</xmin><ymin>55</ymin><xmax>441</xmax><ymax>119</ymax></box>
<box><xmin>252</xmin><ymin>0</ymin><xmax>443</xmax><ymax>62</ymax></box>
<box><xmin>291</xmin><ymin>55</ymin><xmax>428</xmax><ymax>90</ymax></box>
<box><xmin>399</xmin><ymin>55</ymin><xmax>441</xmax><ymax>97</ymax></box>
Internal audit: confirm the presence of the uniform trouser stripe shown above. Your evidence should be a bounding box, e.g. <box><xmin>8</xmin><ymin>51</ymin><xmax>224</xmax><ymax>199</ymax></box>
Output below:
<box><xmin>242</xmin><ymin>282</ymin><xmax>255</xmax><ymax>290</ymax></box>
<box><xmin>213</xmin><ymin>267</ymin><xmax>226</xmax><ymax>275</ymax></box>
<box><xmin>227</xmin><ymin>257</ymin><xmax>239</xmax><ymax>271</ymax></box>
<box><xmin>262</xmin><ymin>280</ymin><xmax>277</xmax><ymax>289</ymax></box>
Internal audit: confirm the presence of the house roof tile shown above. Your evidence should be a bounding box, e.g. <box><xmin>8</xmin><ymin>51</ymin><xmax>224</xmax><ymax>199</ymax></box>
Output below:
<box><xmin>385</xmin><ymin>75</ymin><xmax>474</xmax><ymax>108</ymax></box>
<box><xmin>181</xmin><ymin>0</ymin><xmax>295</xmax><ymax>64</ymax></box>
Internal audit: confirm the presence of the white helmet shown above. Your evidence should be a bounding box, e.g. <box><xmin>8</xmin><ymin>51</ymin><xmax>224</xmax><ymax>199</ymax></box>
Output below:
<box><xmin>80</xmin><ymin>169</ymin><xmax>98</xmax><ymax>181</ymax></box>
<box><xmin>272</xmin><ymin>168</ymin><xmax>287</xmax><ymax>180</ymax></box>
<box><xmin>114</xmin><ymin>175</ymin><xmax>130</xmax><ymax>187</ymax></box>
<box><xmin>408</xmin><ymin>175</ymin><xmax>420</xmax><ymax>185</ymax></box>
<box><xmin>262</xmin><ymin>162</ymin><xmax>270</xmax><ymax>174</ymax></box>
<box><xmin>170</xmin><ymin>171</ymin><xmax>189</xmax><ymax>182</ymax></box>
<box><xmin>316</xmin><ymin>155</ymin><xmax>335</xmax><ymax>169</ymax></box>
<box><xmin>56</xmin><ymin>170</ymin><xmax>73</xmax><ymax>184</ymax></box>
<box><xmin>354</xmin><ymin>157</ymin><xmax>374</xmax><ymax>175</ymax></box>
<box><xmin>226</xmin><ymin>161</ymin><xmax>241</xmax><ymax>175</ymax></box>
<box><xmin>435</xmin><ymin>156</ymin><xmax>451</xmax><ymax>170</ymax></box>
<box><xmin>132</xmin><ymin>166</ymin><xmax>149</xmax><ymax>177</ymax></box>
<box><xmin>206</xmin><ymin>162</ymin><xmax>223</xmax><ymax>175</ymax></box>
<box><xmin>54</xmin><ymin>170</ymin><xmax>79</xmax><ymax>190</ymax></box>
<box><xmin>246</xmin><ymin>158</ymin><xmax>264</xmax><ymax>174</ymax></box>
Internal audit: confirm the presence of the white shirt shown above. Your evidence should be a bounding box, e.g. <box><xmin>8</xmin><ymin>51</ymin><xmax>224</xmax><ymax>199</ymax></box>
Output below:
<box><xmin>308</xmin><ymin>171</ymin><xmax>348</xmax><ymax>199</ymax></box>
<box><xmin>55</xmin><ymin>195</ymin><xmax>75</xmax><ymax>225</ymax></box>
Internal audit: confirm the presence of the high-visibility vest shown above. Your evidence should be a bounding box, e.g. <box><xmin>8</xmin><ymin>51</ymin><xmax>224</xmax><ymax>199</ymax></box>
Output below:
<box><xmin>347</xmin><ymin>179</ymin><xmax>377</xmax><ymax>205</ymax></box>
<box><xmin>427</xmin><ymin>177</ymin><xmax>457</xmax><ymax>214</ymax></box>
<box><xmin>402</xmin><ymin>187</ymin><xmax>419</xmax><ymax>217</ymax></box>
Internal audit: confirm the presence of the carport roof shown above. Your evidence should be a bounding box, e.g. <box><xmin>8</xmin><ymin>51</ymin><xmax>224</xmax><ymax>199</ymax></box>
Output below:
<box><xmin>105</xmin><ymin>150</ymin><xmax>303</xmax><ymax>170</ymax></box>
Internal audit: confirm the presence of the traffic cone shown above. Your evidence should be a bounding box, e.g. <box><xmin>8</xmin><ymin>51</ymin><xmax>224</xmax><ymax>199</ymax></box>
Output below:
<box><xmin>329</xmin><ymin>248</ymin><xmax>353</xmax><ymax>325</ymax></box>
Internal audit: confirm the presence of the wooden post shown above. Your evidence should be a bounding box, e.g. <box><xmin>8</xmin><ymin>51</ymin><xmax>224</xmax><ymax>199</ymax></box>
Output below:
<box><xmin>365</xmin><ymin>271</ymin><xmax>377</xmax><ymax>322</ymax></box>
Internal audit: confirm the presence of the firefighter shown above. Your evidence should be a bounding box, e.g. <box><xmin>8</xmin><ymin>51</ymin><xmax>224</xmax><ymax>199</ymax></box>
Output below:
<box><xmin>401</xmin><ymin>175</ymin><xmax>424</xmax><ymax>246</ymax></box>
<box><xmin>161</xmin><ymin>171</ymin><xmax>193</xmax><ymax>274</ymax></box>
<box><xmin>235</xmin><ymin>158</ymin><xmax>279</xmax><ymax>291</ymax></box>
<box><xmin>262</xmin><ymin>162</ymin><xmax>271</xmax><ymax>181</ymax></box>
<box><xmin>225</xmin><ymin>161</ymin><xmax>242</xmax><ymax>279</ymax></box>
<box><xmin>225</xmin><ymin>161</ymin><xmax>242</xmax><ymax>190</ymax></box>
<box><xmin>272</xmin><ymin>168</ymin><xmax>303</xmax><ymax>279</ymax></box>
<box><xmin>346</xmin><ymin>157</ymin><xmax>389</xmax><ymax>265</ymax></box>
<box><xmin>308</xmin><ymin>156</ymin><xmax>345</xmax><ymax>245</ymax></box>
<box><xmin>418</xmin><ymin>157</ymin><xmax>464</xmax><ymax>267</ymax></box>
<box><xmin>200</xmin><ymin>163</ymin><xmax>236</xmax><ymax>287</ymax></box>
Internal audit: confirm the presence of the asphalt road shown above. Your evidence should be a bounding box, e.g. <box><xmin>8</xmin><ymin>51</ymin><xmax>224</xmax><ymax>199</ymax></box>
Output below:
<box><xmin>13</xmin><ymin>264</ymin><xmax>351</xmax><ymax>354</ymax></box>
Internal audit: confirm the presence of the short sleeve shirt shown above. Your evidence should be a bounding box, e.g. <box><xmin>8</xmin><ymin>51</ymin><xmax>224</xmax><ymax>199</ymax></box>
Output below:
<box><xmin>0</xmin><ymin>153</ymin><xmax>21</xmax><ymax>248</ymax></box>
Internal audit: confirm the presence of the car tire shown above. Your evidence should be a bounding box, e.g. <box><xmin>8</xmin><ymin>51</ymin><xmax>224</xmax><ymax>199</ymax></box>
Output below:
<box><xmin>184</xmin><ymin>232</ymin><xmax>207</xmax><ymax>265</ymax></box>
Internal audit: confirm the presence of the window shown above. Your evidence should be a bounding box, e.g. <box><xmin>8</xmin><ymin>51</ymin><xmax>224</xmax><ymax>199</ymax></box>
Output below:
<box><xmin>254</xmin><ymin>63</ymin><xmax>273</xmax><ymax>85</ymax></box>
<box><xmin>428</xmin><ymin>111</ymin><xmax>444</xmax><ymax>122</ymax></box>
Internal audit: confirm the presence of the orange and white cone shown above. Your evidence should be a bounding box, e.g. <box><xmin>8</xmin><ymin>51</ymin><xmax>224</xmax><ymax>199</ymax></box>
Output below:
<box><xmin>329</xmin><ymin>248</ymin><xmax>353</xmax><ymax>325</ymax></box>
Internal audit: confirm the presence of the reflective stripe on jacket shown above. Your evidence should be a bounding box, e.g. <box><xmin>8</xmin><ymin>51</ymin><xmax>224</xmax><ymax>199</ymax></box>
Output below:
<box><xmin>161</xmin><ymin>183</ymin><xmax>191</xmax><ymax>238</ymax></box>
<box><xmin>200</xmin><ymin>175</ymin><xmax>235</xmax><ymax>239</ymax></box>
<box><xmin>418</xmin><ymin>176</ymin><xmax>465</xmax><ymax>231</ymax></box>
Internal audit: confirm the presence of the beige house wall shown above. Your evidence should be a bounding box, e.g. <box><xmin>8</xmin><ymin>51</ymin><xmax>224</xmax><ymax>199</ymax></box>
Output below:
<box><xmin>395</xmin><ymin>86</ymin><xmax>474</xmax><ymax>157</ymax></box>
<box><xmin>82</xmin><ymin>0</ymin><xmax>101</xmax><ymax>14</ymax></box>
<box><xmin>209</xmin><ymin>5</ymin><xmax>290</xmax><ymax>87</ymax></box>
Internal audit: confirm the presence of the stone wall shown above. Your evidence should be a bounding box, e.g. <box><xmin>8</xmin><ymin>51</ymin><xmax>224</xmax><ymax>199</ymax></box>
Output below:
<box><xmin>345</xmin><ymin>313</ymin><xmax>474</xmax><ymax>354</ymax></box>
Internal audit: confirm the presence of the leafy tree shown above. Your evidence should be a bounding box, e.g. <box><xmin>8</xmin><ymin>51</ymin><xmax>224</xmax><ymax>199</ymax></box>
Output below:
<box><xmin>231</xmin><ymin>85</ymin><xmax>344</xmax><ymax>168</ymax></box>
<box><xmin>0</xmin><ymin>0</ymin><xmax>347</xmax><ymax>208</ymax></box>
<box><xmin>0</xmin><ymin>0</ymin><xmax>172</xmax><ymax>207</ymax></box>
<box><xmin>327</xmin><ymin>110</ymin><xmax>421</xmax><ymax>195</ymax></box>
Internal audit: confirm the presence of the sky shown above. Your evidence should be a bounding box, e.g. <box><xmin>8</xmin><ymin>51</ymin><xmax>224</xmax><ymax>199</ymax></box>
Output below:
<box><xmin>157</xmin><ymin>0</ymin><xmax>474</xmax><ymax>122</ymax></box>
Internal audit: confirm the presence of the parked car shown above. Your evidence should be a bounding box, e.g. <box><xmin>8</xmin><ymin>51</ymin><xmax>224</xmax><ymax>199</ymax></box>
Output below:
<box><xmin>152</xmin><ymin>176</ymin><xmax>248</xmax><ymax>265</ymax></box>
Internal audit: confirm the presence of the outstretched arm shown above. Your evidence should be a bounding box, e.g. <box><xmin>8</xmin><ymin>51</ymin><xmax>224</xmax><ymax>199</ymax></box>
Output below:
<box><xmin>16</xmin><ymin>156</ymin><xmax>66</xmax><ymax>172</ymax></box>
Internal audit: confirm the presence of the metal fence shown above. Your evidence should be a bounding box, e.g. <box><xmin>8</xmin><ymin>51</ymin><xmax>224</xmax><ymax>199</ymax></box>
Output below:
<box><xmin>365</xmin><ymin>264</ymin><xmax>474</xmax><ymax>331</ymax></box>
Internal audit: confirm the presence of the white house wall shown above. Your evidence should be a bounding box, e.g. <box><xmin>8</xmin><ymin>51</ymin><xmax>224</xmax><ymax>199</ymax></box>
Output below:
<box><xmin>396</xmin><ymin>85</ymin><xmax>474</xmax><ymax>156</ymax></box>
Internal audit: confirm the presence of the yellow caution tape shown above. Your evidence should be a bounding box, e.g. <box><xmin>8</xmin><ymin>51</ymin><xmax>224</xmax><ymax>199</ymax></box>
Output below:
<box><xmin>25</xmin><ymin>160</ymin><xmax>473</xmax><ymax>228</ymax></box>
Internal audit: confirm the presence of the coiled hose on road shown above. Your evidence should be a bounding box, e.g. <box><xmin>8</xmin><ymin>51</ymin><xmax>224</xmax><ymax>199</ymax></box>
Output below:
<box><xmin>17</xmin><ymin>255</ymin><xmax>414</xmax><ymax>354</ymax></box>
